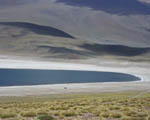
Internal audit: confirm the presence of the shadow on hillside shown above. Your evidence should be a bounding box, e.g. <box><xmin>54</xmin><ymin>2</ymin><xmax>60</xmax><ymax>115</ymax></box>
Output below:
<box><xmin>79</xmin><ymin>43</ymin><xmax>150</xmax><ymax>56</ymax></box>
<box><xmin>0</xmin><ymin>22</ymin><xmax>75</xmax><ymax>39</ymax></box>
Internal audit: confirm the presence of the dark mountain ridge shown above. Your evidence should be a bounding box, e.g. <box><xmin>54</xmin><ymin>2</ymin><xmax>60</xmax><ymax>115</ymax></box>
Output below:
<box><xmin>0</xmin><ymin>22</ymin><xmax>75</xmax><ymax>39</ymax></box>
<box><xmin>80</xmin><ymin>43</ymin><xmax>150</xmax><ymax>56</ymax></box>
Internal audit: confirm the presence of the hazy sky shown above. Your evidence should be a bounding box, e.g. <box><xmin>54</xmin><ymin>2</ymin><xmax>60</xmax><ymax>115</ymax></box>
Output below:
<box><xmin>139</xmin><ymin>0</ymin><xmax>150</xmax><ymax>3</ymax></box>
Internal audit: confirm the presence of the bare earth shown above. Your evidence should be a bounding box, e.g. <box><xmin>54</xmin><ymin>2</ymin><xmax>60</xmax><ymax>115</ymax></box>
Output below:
<box><xmin>0</xmin><ymin>55</ymin><xmax>150</xmax><ymax>96</ymax></box>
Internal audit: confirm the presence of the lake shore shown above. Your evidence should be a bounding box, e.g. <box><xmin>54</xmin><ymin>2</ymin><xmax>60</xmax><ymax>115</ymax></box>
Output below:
<box><xmin>0</xmin><ymin>55</ymin><xmax>150</xmax><ymax>96</ymax></box>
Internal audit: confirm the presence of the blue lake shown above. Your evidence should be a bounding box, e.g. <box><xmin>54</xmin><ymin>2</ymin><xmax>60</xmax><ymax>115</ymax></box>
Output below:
<box><xmin>0</xmin><ymin>69</ymin><xmax>140</xmax><ymax>86</ymax></box>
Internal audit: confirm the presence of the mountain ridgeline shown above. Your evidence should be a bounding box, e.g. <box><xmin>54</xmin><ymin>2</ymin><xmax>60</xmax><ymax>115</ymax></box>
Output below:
<box><xmin>79</xmin><ymin>44</ymin><xmax>150</xmax><ymax>57</ymax></box>
<box><xmin>56</xmin><ymin>0</ymin><xmax>150</xmax><ymax>15</ymax></box>
<box><xmin>0</xmin><ymin>22</ymin><xmax>75</xmax><ymax>39</ymax></box>
<box><xmin>0</xmin><ymin>21</ymin><xmax>150</xmax><ymax>60</ymax></box>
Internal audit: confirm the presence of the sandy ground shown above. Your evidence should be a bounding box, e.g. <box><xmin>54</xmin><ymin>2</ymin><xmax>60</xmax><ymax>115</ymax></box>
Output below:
<box><xmin>0</xmin><ymin>55</ymin><xmax>150</xmax><ymax>96</ymax></box>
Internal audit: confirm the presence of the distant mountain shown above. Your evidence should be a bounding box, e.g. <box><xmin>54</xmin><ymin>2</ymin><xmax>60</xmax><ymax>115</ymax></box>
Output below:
<box><xmin>0</xmin><ymin>0</ymin><xmax>150</xmax><ymax>47</ymax></box>
<box><xmin>56</xmin><ymin>0</ymin><xmax>150</xmax><ymax>15</ymax></box>
<box><xmin>79</xmin><ymin>43</ymin><xmax>150</xmax><ymax>56</ymax></box>
<box><xmin>0</xmin><ymin>0</ymin><xmax>150</xmax><ymax>61</ymax></box>
<box><xmin>0</xmin><ymin>21</ymin><xmax>150</xmax><ymax>61</ymax></box>
<box><xmin>0</xmin><ymin>0</ymin><xmax>37</xmax><ymax>6</ymax></box>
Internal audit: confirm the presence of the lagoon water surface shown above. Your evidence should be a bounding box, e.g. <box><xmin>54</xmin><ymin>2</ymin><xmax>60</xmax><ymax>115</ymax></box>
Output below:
<box><xmin>0</xmin><ymin>69</ymin><xmax>140</xmax><ymax>86</ymax></box>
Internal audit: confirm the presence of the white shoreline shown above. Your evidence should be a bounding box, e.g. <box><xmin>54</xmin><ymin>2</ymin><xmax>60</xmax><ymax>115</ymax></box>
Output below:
<box><xmin>0</xmin><ymin>57</ymin><xmax>149</xmax><ymax>96</ymax></box>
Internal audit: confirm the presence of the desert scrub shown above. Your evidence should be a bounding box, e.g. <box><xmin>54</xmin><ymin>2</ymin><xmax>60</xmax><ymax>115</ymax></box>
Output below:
<box><xmin>0</xmin><ymin>111</ymin><xmax>17</xmax><ymax>118</ymax></box>
<box><xmin>121</xmin><ymin>117</ymin><xmax>133</xmax><ymax>120</ymax></box>
<box><xmin>123</xmin><ymin>110</ymin><xmax>138</xmax><ymax>117</ymax></box>
<box><xmin>61</xmin><ymin>110</ymin><xmax>77</xmax><ymax>117</ymax></box>
<box><xmin>136</xmin><ymin>112</ymin><xmax>148</xmax><ymax>117</ymax></box>
<box><xmin>36</xmin><ymin>108</ymin><xmax>49</xmax><ymax>115</ymax></box>
<box><xmin>21</xmin><ymin>110</ymin><xmax>37</xmax><ymax>117</ymax></box>
<box><xmin>91</xmin><ymin>108</ymin><xmax>102</xmax><ymax>116</ymax></box>
<box><xmin>0</xmin><ymin>92</ymin><xmax>149</xmax><ymax>120</ymax></box>
<box><xmin>51</xmin><ymin>110</ymin><xmax>61</xmax><ymax>116</ymax></box>
<box><xmin>120</xmin><ymin>107</ymin><xmax>131</xmax><ymax>112</ymax></box>
<box><xmin>122</xmin><ymin>117</ymin><xmax>147</xmax><ymax>120</ymax></box>
<box><xmin>100</xmin><ymin>112</ymin><xmax>110</xmax><ymax>118</ymax></box>
<box><xmin>37</xmin><ymin>115</ymin><xmax>55</xmax><ymax>120</ymax></box>
<box><xmin>110</xmin><ymin>112</ymin><xmax>122</xmax><ymax>118</ymax></box>
<box><xmin>109</xmin><ymin>105</ymin><xmax>121</xmax><ymax>110</ymax></box>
